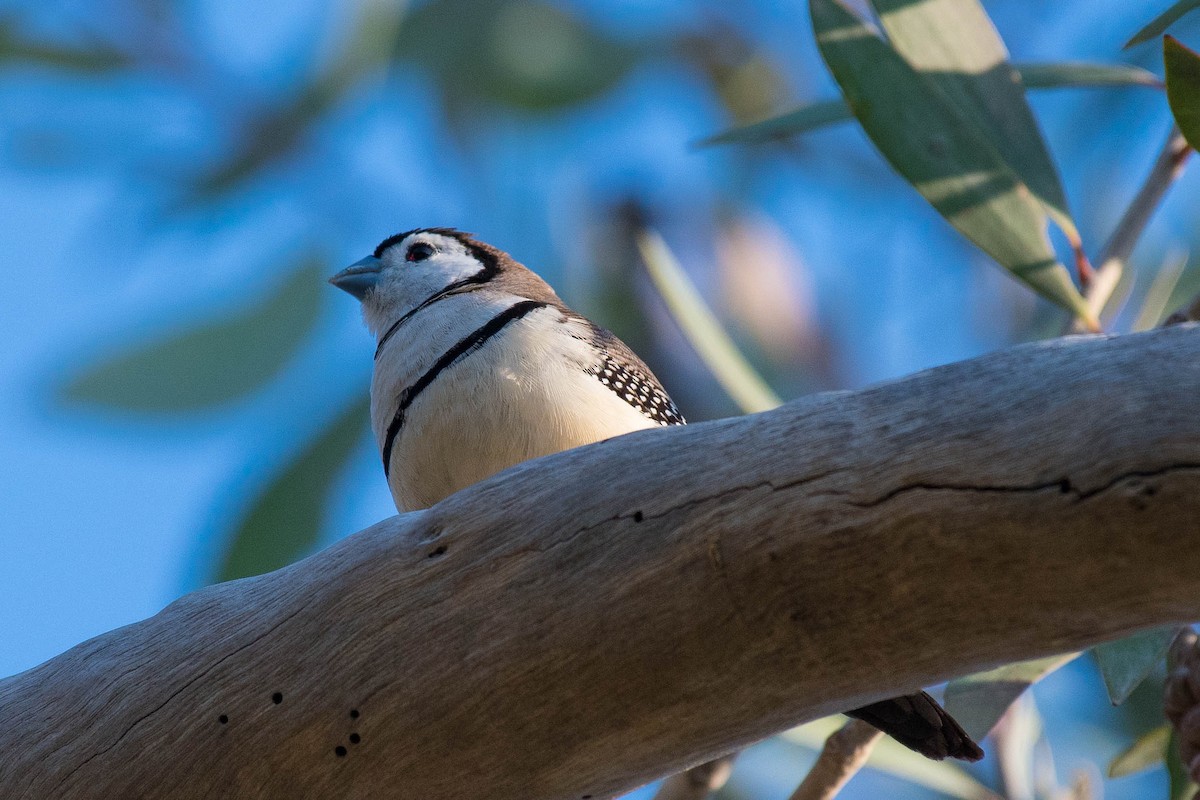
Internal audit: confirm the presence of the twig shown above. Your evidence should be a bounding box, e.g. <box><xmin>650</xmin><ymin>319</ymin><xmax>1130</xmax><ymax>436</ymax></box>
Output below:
<box><xmin>652</xmin><ymin>755</ymin><xmax>736</xmax><ymax>800</ymax></box>
<box><xmin>787</xmin><ymin>720</ymin><xmax>883</xmax><ymax>800</ymax></box>
<box><xmin>1070</xmin><ymin>125</ymin><xmax>1192</xmax><ymax>332</ymax></box>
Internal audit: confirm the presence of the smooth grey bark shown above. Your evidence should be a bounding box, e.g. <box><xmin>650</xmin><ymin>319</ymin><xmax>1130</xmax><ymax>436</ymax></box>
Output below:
<box><xmin>2</xmin><ymin>325</ymin><xmax>1198</xmax><ymax>799</ymax></box>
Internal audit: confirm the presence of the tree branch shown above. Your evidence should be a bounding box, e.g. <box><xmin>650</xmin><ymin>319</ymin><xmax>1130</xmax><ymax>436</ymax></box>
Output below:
<box><xmin>1075</xmin><ymin>125</ymin><xmax>1192</xmax><ymax>330</ymax></box>
<box><xmin>3</xmin><ymin>326</ymin><xmax>1200</xmax><ymax>799</ymax></box>
<box><xmin>788</xmin><ymin>720</ymin><xmax>882</xmax><ymax>800</ymax></box>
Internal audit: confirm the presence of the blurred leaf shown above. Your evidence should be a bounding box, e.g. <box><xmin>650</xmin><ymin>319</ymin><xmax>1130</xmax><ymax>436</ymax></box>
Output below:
<box><xmin>808</xmin><ymin>0</ymin><xmax>1096</xmax><ymax>328</ymax></box>
<box><xmin>399</xmin><ymin>0</ymin><xmax>636</xmax><ymax>112</ymax></box>
<box><xmin>64</xmin><ymin>261</ymin><xmax>324</xmax><ymax>412</ymax></box>
<box><xmin>188</xmin><ymin>0</ymin><xmax>401</xmax><ymax>200</ymax></box>
<box><xmin>636</xmin><ymin>229</ymin><xmax>782</xmax><ymax>414</ymax></box>
<box><xmin>943</xmin><ymin>652</ymin><xmax>1080</xmax><ymax>741</ymax></box>
<box><xmin>699</xmin><ymin>62</ymin><xmax>1158</xmax><ymax>146</ymax></box>
<box><xmin>1095</xmin><ymin>626</ymin><xmax>1180</xmax><ymax>705</ymax></box>
<box><xmin>868</xmin><ymin>0</ymin><xmax>1079</xmax><ymax>250</ymax></box>
<box><xmin>214</xmin><ymin>394</ymin><xmax>371</xmax><ymax>582</ymax></box>
<box><xmin>1017</xmin><ymin>62</ymin><xmax>1162</xmax><ymax>89</ymax></box>
<box><xmin>1134</xmin><ymin>251</ymin><xmax>1189</xmax><ymax>330</ymax></box>
<box><xmin>1127</xmin><ymin>1</ymin><xmax>1200</xmax><ymax>48</ymax></box>
<box><xmin>1166</xmin><ymin>36</ymin><xmax>1200</xmax><ymax>151</ymax></box>
<box><xmin>1167</xmin><ymin>728</ymin><xmax>1199</xmax><ymax>800</ymax></box>
<box><xmin>0</xmin><ymin>20</ymin><xmax>130</xmax><ymax>72</ymax></box>
<box><xmin>1109</xmin><ymin>724</ymin><xmax>1171</xmax><ymax>778</ymax></box>
<box><xmin>783</xmin><ymin>717</ymin><xmax>999</xmax><ymax>799</ymax></box>
<box><xmin>698</xmin><ymin>99</ymin><xmax>850</xmax><ymax>146</ymax></box>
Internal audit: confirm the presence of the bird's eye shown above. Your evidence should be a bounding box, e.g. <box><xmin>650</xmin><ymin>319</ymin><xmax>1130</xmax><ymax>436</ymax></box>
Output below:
<box><xmin>406</xmin><ymin>242</ymin><xmax>435</xmax><ymax>262</ymax></box>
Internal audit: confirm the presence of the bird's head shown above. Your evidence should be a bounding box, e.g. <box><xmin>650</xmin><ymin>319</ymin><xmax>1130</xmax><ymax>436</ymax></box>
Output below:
<box><xmin>330</xmin><ymin>227</ymin><xmax>505</xmax><ymax>334</ymax></box>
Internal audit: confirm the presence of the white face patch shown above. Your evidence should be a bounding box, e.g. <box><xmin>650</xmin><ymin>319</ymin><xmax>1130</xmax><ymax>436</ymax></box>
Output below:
<box><xmin>361</xmin><ymin>232</ymin><xmax>490</xmax><ymax>335</ymax></box>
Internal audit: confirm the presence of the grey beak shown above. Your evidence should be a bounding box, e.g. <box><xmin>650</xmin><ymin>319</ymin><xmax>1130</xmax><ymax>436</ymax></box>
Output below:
<box><xmin>329</xmin><ymin>255</ymin><xmax>383</xmax><ymax>300</ymax></box>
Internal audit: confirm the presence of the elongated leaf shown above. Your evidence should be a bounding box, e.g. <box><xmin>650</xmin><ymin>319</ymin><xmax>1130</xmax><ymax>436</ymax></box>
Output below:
<box><xmin>0</xmin><ymin>21</ymin><xmax>130</xmax><ymax>72</ymax></box>
<box><xmin>1127</xmin><ymin>0</ymin><xmax>1200</xmax><ymax>48</ymax></box>
<box><xmin>1167</xmin><ymin>729</ymin><xmax>1199</xmax><ymax>800</ymax></box>
<box><xmin>782</xmin><ymin>717</ymin><xmax>999</xmax><ymax>799</ymax></box>
<box><xmin>399</xmin><ymin>0</ymin><xmax>636</xmax><ymax>112</ymax></box>
<box><xmin>214</xmin><ymin>395</ymin><xmax>371</xmax><ymax>582</ymax></box>
<box><xmin>697</xmin><ymin>99</ymin><xmax>851</xmax><ymax>146</ymax></box>
<box><xmin>1133</xmin><ymin>251</ymin><xmax>1189</xmax><ymax>331</ymax></box>
<box><xmin>1018</xmin><ymin>61</ymin><xmax>1162</xmax><ymax>89</ymax></box>
<box><xmin>698</xmin><ymin>62</ymin><xmax>1158</xmax><ymax>146</ymax></box>
<box><xmin>1095</xmin><ymin>626</ymin><xmax>1180</xmax><ymax>705</ymax></box>
<box><xmin>942</xmin><ymin>652</ymin><xmax>1080</xmax><ymax>740</ymax></box>
<box><xmin>1166</xmin><ymin>36</ymin><xmax>1200</xmax><ymax>151</ymax></box>
<box><xmin>868</xmin><ymin>0</ymin><xmax>1077</xmax><ymax>244</ymax></box>
<box><xmin>64</xmin><ymin>262</ymin><xmax>325</xmax><ymax>412</ymax></box>
<box><xmin>188</xmin><ymin>0</ymin><xmax>401</xmax><ymax>200</ymax></box>
<box><xmin>636</xmin><ymin>230</ymin><xmax>782</xmax><ymax>414</ymax></box>
<box><xmin>1109</xmin><ymin>724</ymin><xmax>1171</xmax><ymax>778</ymax></box>
<box><xmin>809</xmin><ymin>0</ymin><xmax>1096</xmax><ymax>327</ymax></box>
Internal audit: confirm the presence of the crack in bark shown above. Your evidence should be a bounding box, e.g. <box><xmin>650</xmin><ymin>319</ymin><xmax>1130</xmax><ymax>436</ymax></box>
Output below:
<box><xmin>49</xmin><ymin>598</ymin><xmax>315</xmax><ymax>797</ymax></box>
<box><xmin>851</xmin><ymin>463</ymin><xmax>1200</xmax><ymax>509</ymax></box>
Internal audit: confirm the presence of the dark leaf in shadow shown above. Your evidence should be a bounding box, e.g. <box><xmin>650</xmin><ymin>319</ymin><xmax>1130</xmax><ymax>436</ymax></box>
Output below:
<box><xmin>213</xmin><ymin>393</ymin><xmax>371</xmax><ymax>583</ymax></box>
<box><xmin>63</xmin><ymin>260</ymin><xmax>325</xmax><ymax>412</ymax></box>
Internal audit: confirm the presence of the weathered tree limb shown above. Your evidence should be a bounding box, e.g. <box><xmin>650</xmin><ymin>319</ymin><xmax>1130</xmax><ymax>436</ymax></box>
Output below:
<box><xmin>788</xmin><ymin>720</ymin><xmax>881</xmax><ymax>800</ymax></box>
<box><xmin>3</xmin><ymin>326</ymin><xmax>1200</xmax><ymax>800</ymax></box>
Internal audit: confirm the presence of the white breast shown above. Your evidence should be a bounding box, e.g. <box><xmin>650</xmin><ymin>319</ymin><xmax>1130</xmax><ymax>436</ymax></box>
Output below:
<box><xmin>371</xmin><ymin>297</ymin><xmax>658</xmax><ymax>511</ymax></box>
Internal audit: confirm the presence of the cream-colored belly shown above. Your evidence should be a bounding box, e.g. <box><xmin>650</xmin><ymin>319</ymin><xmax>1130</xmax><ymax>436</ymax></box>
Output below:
<box><xmin>374</xmin><ymin>305</ymin><xmax>658</xmax><ymax>511</ymax></box>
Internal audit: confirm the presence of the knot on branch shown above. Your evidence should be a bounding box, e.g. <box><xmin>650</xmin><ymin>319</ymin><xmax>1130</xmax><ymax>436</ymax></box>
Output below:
<box><xmin>1165</xmin><ymin>630</ymin><xmax>1200</xmax><ymax>780</ymax></box>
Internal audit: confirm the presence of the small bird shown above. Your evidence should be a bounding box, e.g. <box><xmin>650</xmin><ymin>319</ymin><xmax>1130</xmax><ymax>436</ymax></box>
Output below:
<box><xmin>330</xmin><ymin>227</ymin><xmax>983</xmax><ymax>762</ymax></box>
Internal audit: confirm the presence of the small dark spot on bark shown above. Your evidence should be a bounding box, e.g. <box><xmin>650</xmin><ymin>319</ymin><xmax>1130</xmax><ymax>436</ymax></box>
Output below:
<box><xmin>350</xmin><ymin>709</ymin><xmax>360</xmax><ymax>719</ymax></box>
<box><xmin>790</xmin><ymin>609</ymin><xmax>804</xmax><ymax>622</ymax></box>
<box><xmin>1142</xmin><ymin>483</ymin><xmax>1157</xmax><ymax>497</ymax></box>
<box><xmin>1058</xmin><ymin>477</ymin><xmax>1072</xmax><ymax>494</ymax></box>
<box><xmin>349</xmin><ymin>733</ymin><xmax>361</xmax><ymax>744</ymax></box>
<box><xmin>335</xmin><ymin>746</ymin><xmax>347</xmax><ymax>757</ymax></box>
<box><xmin>272</xmin><ymin>692</ymin><xmax>283</xmax><ymax>704</ymax></box>
<box><xmin>768</xmin><ymin>551</ymin><xmax>779</xmax><ymax>562</ymax></box>
<box><xmin>428</xmin><ymin>545</ymin><xmax>447</xmax><ymax>558</ymax></box>
<box><xmin>218</xmin><ymin>714</ymin><xmax>228</xmax><ymax>724</ymax></box>
<box><xmin>632</xmin><ymin>510</ymin><xmax>643</xmax><ymax>522</ymax></box>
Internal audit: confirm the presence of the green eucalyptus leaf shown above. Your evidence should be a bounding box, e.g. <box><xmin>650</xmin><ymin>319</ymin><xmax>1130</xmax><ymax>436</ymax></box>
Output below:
<box><xmin>64</xmin><ymin>261</ymin><xmax>325</xmax><ymax>412</ymax></box>
<box><xmin>698</xmin><ymin>62</ymin><xmax>1158</xmax><ymax>146</ymax></box>
<box><xmin>636</xmin><ymin>230</ymin><xmax>782</xmax><ymax>414</ymax></box>
<box><xmin>868</xmin><ymin>0</ymin><xmax>1077</xmax><ymax>245</ymax></box>
<box><xmin>399</xmin><ymin>0</ymin><xmax>635</xmax><ymax>112</ymax></box>
<box><xmin>808</xmin><ymin>0</ymin><xmax>1096</xmax><ymax>328</ymax></box>
<box><xmin>942</xmin><ymin>652</ymin><xmax>1080</xmax><ymax>740</ymax></box>
<box><xmin>1166</xmin><ymin>36</ymin><xmax>1200</xmax><ymax>151</ymax></box>
<box><xmin>188</xmin><ymin>1</ymin><xmax>401</xmax><ymax>200</ymax></box>
<box><xmin>0</xmin><ymin>20</ymin><xmax>130</xmax><ymax>72</ymax></box>
<box><xmin>696</xmin><ymin>99</ymin><xmax>850</xmax><ymax>146</ymax></box>
<box><xmin>1127</xmin><ymin>0</ymin><xmax>1200</xmax><ymax>49</ymax></box>
<box><xmin>1095</xmin><ymin>626</ymin><xmax>1180</xmax><ymax>705</ymax></box>
<box><xmin>1017</xmin><ymin>61</ymin><xmax>1162</xmax><ymax>90</ymax></box>
<box><xmin>1168</xmin><ymin>728</ymin><xmax>1199</xmax><ymax>800</ymax></box>
<box><xmin>1108</xmin><ymin>724</ymin><xmax>1171</xmax><ymax>778</ymax></box>
<box><xmin>214</xmin><ymin>395</ymin><xmax>371</xmax><ymax>582</ymax></box>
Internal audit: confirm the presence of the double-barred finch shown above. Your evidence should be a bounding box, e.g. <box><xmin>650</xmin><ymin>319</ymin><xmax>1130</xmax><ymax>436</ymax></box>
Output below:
<box><xmin>330</xmin><ymin>227</ymin><xmax>984</xmax><ymax>763</ymax></box>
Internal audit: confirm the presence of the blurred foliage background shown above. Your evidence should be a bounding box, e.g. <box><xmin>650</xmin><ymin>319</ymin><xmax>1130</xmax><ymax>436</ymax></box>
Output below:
<box><xmin>3</xmin><ymin>0</ymin><xmax>1200</xmax><ymax>797</ymax></box>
